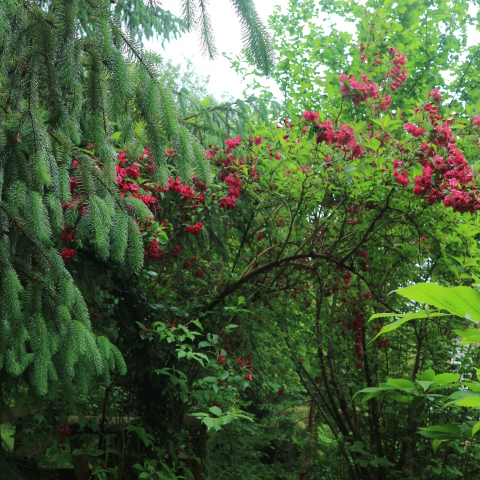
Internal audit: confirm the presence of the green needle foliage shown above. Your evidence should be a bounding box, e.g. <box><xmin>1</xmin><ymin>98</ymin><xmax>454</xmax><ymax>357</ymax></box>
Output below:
<box><xmin>0</xmin><ymin>0</ymin><xmax>272</xmax><ymax>399</ymax></box>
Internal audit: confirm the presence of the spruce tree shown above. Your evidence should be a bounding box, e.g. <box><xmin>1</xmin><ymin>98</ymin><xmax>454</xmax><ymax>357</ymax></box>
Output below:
<box><xmin>0</xmin><ymin>0</ymin><xmax>273</xmax><ymax>399</ymax></box>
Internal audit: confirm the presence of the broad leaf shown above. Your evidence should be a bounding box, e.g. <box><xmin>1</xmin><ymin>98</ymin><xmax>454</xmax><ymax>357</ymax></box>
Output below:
<box><xmin>396</xmin><ymin>284</ymin><xmax>480</xmax><ymax>322</ymax></box>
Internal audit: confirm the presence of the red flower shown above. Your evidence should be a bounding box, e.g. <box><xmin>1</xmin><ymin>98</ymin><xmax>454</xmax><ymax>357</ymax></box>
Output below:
<box><xmin>277</xmin><ymin>388</ymin><xmax>284</xmax><ymax>397</ymax></box>
<box><xmin>244</xmin><ymin>374</ymin><xmax>252</xmax><ymax>381</ymax></box>
<box><xmin>363</xmin><ymin>291</ymin><xmax>371</xmax><ymax>300</ymax></box>
<box><xmin>117</xmin><ymin>152</ymin><xmax>127</xmax><ymax>165</ymax></box>
<box><xmin>219</xmin><ymin>196</ymin><xmax>237</xmax><ymax>209</ymax></box>
<box><xmin>429</xmin><ymin>87</ymin><xmax>442</xmax><ymax>103</ymax></box>
<box><xmin>145</xmin><ymin>240</ymin><xmax>164</xmax><ymax>261</ymax></box>
<box><xmin>404</xmin><ymin>123</ymin><xmax>425</xmax><ymax>137</ymax></box>
<box><xmin>126</xmin><ymin>164</ymin><xmax>140</xmax><ymax>179</ymax></box>
<box><xmin>69</xmin><ymin>176</ymin><xmax>78</xmax><ymax>194</ymax></box>
<box><xmin>396</xmin><ymin>170</ymin><xmax>409</xmax><ymax>187</ymax></box>
<box><xmin>60</xmin><ymin>248</ymin><xmax>76</xmax><ymax>262</ymax></box>
<box><xmin>58</xmin><ymin>422</ymin><xmax>72</xmax><ymax>437</ymax></box>
<box><xmin>61</xmin><ymin>228</ymin><xmax>76</xmax><ymax>243</ymax></box>
<box><xmin>380</xmin><ymin>94</ymin><xmax>391</xmax><ymax>111</ymax></box>
<box><xmin>186</xmin><ymin>222</ymin><xmax>204</xmax><ymax>236</ymax></box>
<box><xmin>302</xmin><ymin>111</ymin><xmax>320</xmax><ymax>122</ymax></box>
<box><xmin>236</xmin><ymin>357</ymin><xmax>246</xmax><ymax>367</ymax></box>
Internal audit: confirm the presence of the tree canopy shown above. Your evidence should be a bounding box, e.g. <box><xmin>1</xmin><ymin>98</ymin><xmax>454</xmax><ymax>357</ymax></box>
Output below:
<box><xmin>2</xmin><ymin>1</ymin><xmax>480</xmax><ymax>479</ymax></box>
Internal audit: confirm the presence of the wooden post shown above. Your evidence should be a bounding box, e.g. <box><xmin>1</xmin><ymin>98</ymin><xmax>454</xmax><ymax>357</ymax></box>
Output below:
<box><xmin>68</xmin><ymin>436</ymin><xmax>90</xmax><ymax>480</ymax></box>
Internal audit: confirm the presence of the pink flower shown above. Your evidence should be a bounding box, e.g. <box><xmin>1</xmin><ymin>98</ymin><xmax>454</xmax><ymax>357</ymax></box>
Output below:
<box><xmin>429</xmin><ymin>87</ymin><xmax>442</xmax><ymax>103</ymax></box>
<box><xmin>145</xmin><ymin>240</ymin><xmax>164</xmax><ymax>261</ymax></box>
<box><xmin>380</xmin><ymin>94</ymin><xmax>391</xmax><ymax>111</ymax></box>
<box><xmin>60</xmin><ymin>248</ymin><xmax>76</xmax><ymax>262</ymax></box>
<box><xmin>185</xmin><ymin>222</ymin><xmax>204</xmax><ymax>236</ymax></box>
<box><xmin>396</xmin><ymin>170</ymin><xmax>409</xmax><ymax>187</ymax></box>
<box><xmin>404</xmin><ymin>123</ymin><xmax>425</xmax><ymax>137</ymax></box>
<box><xmin>69</xmin><ymin>177</ymin><xmax>78</xmax><ymax>194</ymax></box>
<box><xmin>302</xmin><ymin>111</ymin><xmax>320</xmax><ymax>122</ymax></box>
<box><xmin>58</xmin><ymin>422</ymin><xmax>72</xmax><ymax>437</ymax></box>
<box><xmin>219</xmin><ymin>196</ymin><xmax>237</xmax><ymax>210</ymax></box>
<box><xmin>126</xmin><ymin>164</ymin><xmax>140</xmax><ymax>179</ymax></box>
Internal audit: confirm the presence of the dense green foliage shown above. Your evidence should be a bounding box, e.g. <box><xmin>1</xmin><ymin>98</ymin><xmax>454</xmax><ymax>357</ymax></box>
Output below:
<box><xmin>3</xmin><ymin>0</ymin><xmax>480</xmax><ymax>480</ymax></box>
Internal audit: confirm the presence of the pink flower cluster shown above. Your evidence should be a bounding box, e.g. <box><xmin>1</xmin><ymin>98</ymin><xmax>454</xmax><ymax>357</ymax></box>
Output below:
<box><xmin>339</xmin><ymin>73</ymin><xmax>379</xmax><ymax>105</ymax></box>
<box><xmin>394</xmin><ymin>169</ymin><xmax>409</xmax><ymax>187</ymax></box>
<box><xmin>314</xmin><ymin>120</ymin><xmax>363</xmax><ymax>159</ymax></box>
<box><xmin>145</xmin><ymin>240</ymin><xmax>164</xmax><ymax>261</ymax></box>
<box><xmin>185</xmin><ymin>222</ymin><xmax>204</xmax><ymax>236</ymax></box>
<box><xmin>225</xmin><ymin>136</ymin><xmax>242</xmax><ymax>153</ymax></box>
<box><xmin>404</xmin><ymin>123</ymin><xmax>425</xmax><ymax>137</ymax></box>
<box><xmin>386</xmin><ymin>47</ymin><xmax>407</xmax><ymax>92</ymax></box>
<box><xmin>410</xmin><ymin>106</ymin><xmax>480</xmax><ymax>213</ymax></box>
<box><xmin>429</xmin><ymin>87</ymin><xmax>442</xmax><ymax>103</ymax></box>
<box><xmin>302</xmin><ymin>111</ymin><xmax>320</xmax><ymax>122</ymax></box>
<box><xmin>60</xmin><ymin>247</ymin><xmax>76</xmax><ymax>262</ymax></box>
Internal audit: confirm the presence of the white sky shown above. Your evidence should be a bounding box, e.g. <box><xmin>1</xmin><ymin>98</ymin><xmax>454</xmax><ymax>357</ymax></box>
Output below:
<box><xmin>146</xmin><ymin>1</ymin><xmax>480</xmax><ymax>100</ymax></box>
<box><xmin>148</xmin><ymin>0</ymin><xmax>290</xmax><ymax>99</ymax></box>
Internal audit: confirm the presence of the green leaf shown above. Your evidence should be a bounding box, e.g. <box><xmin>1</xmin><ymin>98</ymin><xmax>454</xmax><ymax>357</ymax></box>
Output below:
<box><xmin>472</xmin><ymin>422</ymin><xmax>480</xmax><ymax>437</ymax></box>
<box><xmin>370</xmin><ymin>311</ymin><xmax>447</xmax><ymax>340</ymax></box>
<box><xmin>396</xmin><ymin>284</ymin><xmax>480</xmax><ymax>322</ymax></box>
<box><xmin>453</xmin><ymin>329</ymin><xmax>480</xmax><ymax>346</ymax></box>
<box><xmin>455</xmin><ymin>396</ymin><xmax>480</xmax><ymax>407</ymax></box>
<box><xmin>419</xmin><ymin>424</ymin><xmax>461</xmax><ymax>439</ymax></box>
<box><xmin>432</xmin><ymin>439</ymin><xmax>446</xmax><ymax>452</ymax></box>
<box><xmin>370</xmin><ymin>138</ymin><xmax>381</xmax><ymax>151</ymax></box>
<box><xmin>431</xmin><ymin>373</ymin><xmax>461</xmax><ymax>387</ymax></box>
<box><xmin>417</xmin><ymin>381</ymin><xmax>433</xmax><ymax>392</ymax></box>
<box><xmin>209</xmin><ymin>406</ymin><xmax>222</xmax><ymax>417</ymax></box>
<box><xmin>387</xmin><ymin>378</ymin><xmax>415</xmax><ymax>391</ymax></box>
<box><xmin>418</xmin><ymin>369</ymin><xmax>436</xmax><ymax>381</ymax></box>
<box><xmin>352</xmin><ymin>385</ymin><xmax>394</xmax><ymax>401</ymax></box>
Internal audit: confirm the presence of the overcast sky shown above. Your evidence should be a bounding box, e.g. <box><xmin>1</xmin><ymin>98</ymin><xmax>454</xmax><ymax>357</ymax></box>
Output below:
<box><xmin>148</xmin><ymin>1</ymin><xmax>480</xmax><ymax>100</ymax></box>
<box><xmin>148</xmin><ymin>0</ymin><xmax>291</xmax><ymax>99</ymax></box>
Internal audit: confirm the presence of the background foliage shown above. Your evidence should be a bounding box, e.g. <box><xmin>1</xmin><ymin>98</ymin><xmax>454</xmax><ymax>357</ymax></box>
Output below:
<box><xmin>3</xmin><ymin>0</ymin><xmax>480</xmax><ymax>479</ymax></box>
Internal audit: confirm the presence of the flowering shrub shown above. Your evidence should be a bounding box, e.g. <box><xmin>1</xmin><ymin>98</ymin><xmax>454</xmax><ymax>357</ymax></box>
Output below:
<box><xmin>52</xmin><ymin>31</ymin><xmax>480</xmax><ymax>480</ymax></box>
